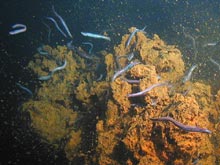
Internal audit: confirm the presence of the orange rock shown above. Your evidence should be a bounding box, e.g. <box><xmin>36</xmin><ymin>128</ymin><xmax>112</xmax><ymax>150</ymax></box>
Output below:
<box><xmin>22</xmin><ymin>28</ymin><xmax>218</xmax><ymax>164</ymax></box>
<box><xmin>64</xmin><ymin>130</ymin><xmax>81</xmax><ymax>160</ymax></box>
<box><xmin>111</xmin><ymin>79</ymin><xmax>132</xmax><ymax>113</ymax></box>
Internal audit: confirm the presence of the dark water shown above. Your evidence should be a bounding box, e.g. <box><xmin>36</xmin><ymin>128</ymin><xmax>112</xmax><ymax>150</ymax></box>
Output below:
<box><xmin>1</xmin><ymin>0</ymin><xmax>220</xmax><ymax>164</ymax></box>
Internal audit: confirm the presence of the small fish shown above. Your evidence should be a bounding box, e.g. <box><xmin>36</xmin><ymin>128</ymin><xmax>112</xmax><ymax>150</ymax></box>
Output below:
<box><xmin>209</xmin><ymin>57</ymin><xmax>220</xmax><ymax>70</ymax></box>
<box><xmin>9</xmin><ymin>24</ymin><xmax>27</xmax><ymax>35</ymax></box>
<box><xmin>182</xmin><ymin>27</ymin><xmax>198</xmax><ymax>60</ymax></box>
<box><xmin>38</xmin><ymin>73</ymin><xmax>53</xmax><ymax>81</ymax></box>
<box><xmin>150</xmin><ymin>116</ymin><xmax>211</xmax><ymax>134</ymax></box>
<box><xmin>45</xmin><ymin>17</ymin><xmax>67</xmax><ymax>38</ymax></box>
<box><xmin>16</xmin><ymin>83</ymin><xmax>33</xmax><ymax>96</ymax></box>
<box><xmin>112</xmin><ymin>61</ymin><xmax>140</xmax><ymax>82</ymax></box>
<box><xmin>67</xmin><ymin>41</ymin><xmax>93</xmax><ymax>60</ymax></box>
<box><xmin>203</xmin><ymin>41</ymin><xmax>220</xmax><ymax>47</ymax></box>
<box><xmin>52</xmin><ymin>59</ymin><xmax>67</xmax><ymax>73</ymax></box>
<box><xmin>122</xmin><ymin>77</ymin><xmax>140</xmax><ymax>84</ymax></box>
<box><xmin>38</xmin><ymin>60</ymin><xmax>67</xmax><ymax>80</ymax></box>
<box><xmin>81</xmin><ymin>32</ymin><xmax>111</xmax><ymax>41</ymax></box>
<box><xmin>126</xmin><ymin>26</ymin><xmax>146</xmax><ymax>48</ymax></box>
<box><xmin>116</xmin><ymin>52</ymin><xmax>134</xmax><ymax>69</ymax></box>
<box><xmin>128</xmin><ymin>82</ymin><xmax>169</xmax><ymax>97</ymax></box>
<box><xmin>37</xmin><ymin>46</ymin><xmax>49</xmax><ymax>56</ymax></box>
<box><xmin>96</xmin><ymin>74</ymin><xmax>103</xmax><ymax>81</ymax></box>
<box><xmin>42</xmin><ymin>21</ymin><xmax>51</xmax><ymax>43</ymax></box>
<box><xmin>82</xmin><ymin>42</ymin><xmax>93</xmax><ymax>54</ymax></box>
<box><xmin>182</xmin><ymin>64</ymin><xmax>197</xmax><ymax>83</ymax></box>
<box><xmin>52</xmin><ymin>6</ymin><xmax>72</xmax><ymax>38</ymax></box>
